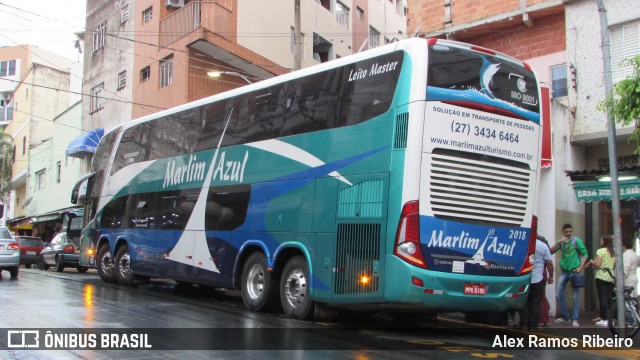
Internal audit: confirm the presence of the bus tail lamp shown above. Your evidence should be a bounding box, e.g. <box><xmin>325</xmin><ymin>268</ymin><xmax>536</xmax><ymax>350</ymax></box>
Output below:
<box><xmin>394</xmin><ymin>201</ymin><xmax>427</xmax><ymax>269</ymax></box>
<box><xmin>517</xmin><ymin>215</ymin><xmax>538</xmax><ymax>276</ymax></box>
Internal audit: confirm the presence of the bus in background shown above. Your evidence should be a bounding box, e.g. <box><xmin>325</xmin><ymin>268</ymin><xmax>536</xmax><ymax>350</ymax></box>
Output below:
<box><xmin>72</xmin><ymin>37</ymin><xmax>541</xmax><ymax>320</ymax></box>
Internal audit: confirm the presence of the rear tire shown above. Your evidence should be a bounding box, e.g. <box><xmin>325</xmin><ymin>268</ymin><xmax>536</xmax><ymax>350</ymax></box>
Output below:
<box><xmin>54</xmin><ymin>256</ymin><xmax>65</xmax><ymax>272</ymax></box>
<box><xmin>241</xmin><ymin>252</ymin><xmax>278</xmax><ymax>312</ymax></box>
<box><xmin>115</xmin><ymin>245</ymin><xmax>135</xmax><ymax>286</ymax></box>
<box><xmin>8</xmin><ymin>266</ymin><xmax>18</xmax><ymax>278</ymax></box>
<box><xmin>38</xmin><ymin>256</ymin><xmax>49</xmax><ymax>270</ymax></box>
<box><xmin>280</xmin><ymin>256</ymin><xmax>314</xmax><ymax>320</ymax></box>
<box><xmin>77</xmin><ymin>266</ymin><xmax>89</xmax><ymax>273</ymax></box>
<box><xmin>96</xmin><ymin>243</ymin><xmax>116</xmax><ymax>283</ymax></box>
<box><xmin>608</xmin><ymin>300</ymin><xmax>640</xmax><ymax>338</ymax></box>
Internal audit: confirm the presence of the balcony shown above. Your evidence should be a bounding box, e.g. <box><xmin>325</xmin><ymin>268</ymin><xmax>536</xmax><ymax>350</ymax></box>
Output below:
<box><xmin>159</xmin><ymin>1</ymin><xmax>232</xmax><ymax>48</ymax></box>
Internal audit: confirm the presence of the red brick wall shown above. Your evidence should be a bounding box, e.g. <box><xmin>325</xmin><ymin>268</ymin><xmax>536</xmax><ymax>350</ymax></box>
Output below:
<box><xmin>461</xmin><ymin>13</ymin><xmax>565</xmax><ymax>60</ymax></box>
<box><xmin>407</xmin><ymin>0</ymin><xmax>565</xmax><ymax>61</ymax></box>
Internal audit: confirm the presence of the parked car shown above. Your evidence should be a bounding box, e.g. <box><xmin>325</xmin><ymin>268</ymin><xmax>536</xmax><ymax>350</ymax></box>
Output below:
<box><xmin>0</xmin><ymin>226</ymin><xmax>19</xmax><ymax>278</ymax></box>
<box><xmin>16</xmin><ymin>236</ymin><xmax>45</xmax><ymax>268</ymax></box>
<box><xmin>39</xmin><ymin>232</ymin><xmax>88</xmax><ymax>273</ymax></box>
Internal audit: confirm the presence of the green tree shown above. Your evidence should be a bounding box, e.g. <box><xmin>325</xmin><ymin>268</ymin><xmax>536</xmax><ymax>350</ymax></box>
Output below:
<box><xmin>602</xmin><ymin>55</ymin><xmax>640</xmax><ymax>151</ymax></box>
<box><xmin>0</xmin><ymin>130</ymin><xmax>13</xmax><ymax>194</ymax></box>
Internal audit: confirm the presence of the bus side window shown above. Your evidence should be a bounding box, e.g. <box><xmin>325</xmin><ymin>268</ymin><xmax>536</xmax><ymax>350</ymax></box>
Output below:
<box><xmin>205</xmin><ymin>185</ymin><xmax>251</xmax><ymax>231</ymax></box>
<box><xmin>100</xmin><ymin>195</ymin><xmax>128</xmax><ymax>229</ymax></box>
<box><xmin>111</xmin><ymin>123</ymin><xmax>152</xmax><ymax>175</ymax></box>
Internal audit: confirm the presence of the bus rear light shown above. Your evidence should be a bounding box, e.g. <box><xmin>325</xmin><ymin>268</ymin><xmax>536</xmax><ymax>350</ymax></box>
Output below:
<box><xmin>424</xmin><ymin>288</ymin><xmax>443</xmax><ymax>295</ymax></box>
<box><xmin>360</xmin><ymin>275</ymin><xmax>371</xmax><ymax>286</ymax></box>
<box><xmin>471</xmin><ymin>45</ymin><xmax>496</xmax><ymax>55</ymax></box>
<box><xmin>517</xmin><ymin>216</ymin><xmax>538</xmax><ymax>276</ymax></box>
<box><xmin>394</xmin><ymin>201</ymin><xmax>427</xmax><ymax>269</ymax></box>
<box><xmin>412</xmin><ymin>276</ymin><xmax>424</xmax><ymax>287</ymax></box>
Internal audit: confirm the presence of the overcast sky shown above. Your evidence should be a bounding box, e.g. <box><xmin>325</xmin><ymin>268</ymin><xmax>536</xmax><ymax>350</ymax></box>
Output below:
<box><xmin>0</xmin><ymin>0</ymin><xmax>86</xmax><ymax>61</ymax></box>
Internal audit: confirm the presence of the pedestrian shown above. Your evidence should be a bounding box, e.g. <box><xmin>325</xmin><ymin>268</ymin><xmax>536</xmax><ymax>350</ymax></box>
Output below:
<box><xmin>550</xmin><ymin>223</ymin><xmax>588</xmax><ymax>327</ymax></box>
<box><xmin>622</xmin><ymin>238</ymin><xmax>639</xmax><ymax>290</ymax></box>
<box><xmin>537</xmin><ymin>236</ymin><xmax>552</xmax><ymax>327</ymax></box>
<box><xmin>589</xmin><ymin>234</ymin><xmax>615</xmax><ymax>327</ymax></box>
<box><xmin>519</xmin><ymin>235</ymin><xmax>554</xmax><ymax>330</ymax></box>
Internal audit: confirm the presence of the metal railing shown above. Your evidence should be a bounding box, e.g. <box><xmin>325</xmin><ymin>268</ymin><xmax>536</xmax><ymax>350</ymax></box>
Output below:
<box><xmin>159</xmin><ymin>1</ymin><xmax>232</xmax><ymax>48</ymax></box>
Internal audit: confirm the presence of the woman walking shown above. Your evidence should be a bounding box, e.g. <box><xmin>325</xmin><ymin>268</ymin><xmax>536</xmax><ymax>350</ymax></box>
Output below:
<box><xmin>590</xmin><ymin>234</ymin><xmax>615</xmax><ymax>327</ymax></box>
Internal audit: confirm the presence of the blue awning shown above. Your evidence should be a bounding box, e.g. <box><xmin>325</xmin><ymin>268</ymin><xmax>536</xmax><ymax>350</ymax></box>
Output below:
<box><xmin>66</xmin><ymin>128</ymin><xmax>104</xmax><ymax>157</ymax></box>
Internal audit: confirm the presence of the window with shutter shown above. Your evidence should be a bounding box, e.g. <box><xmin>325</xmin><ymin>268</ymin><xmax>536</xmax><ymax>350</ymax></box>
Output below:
<box><xmin>610</xmin><ymin>20</ymin><xmax>640</xmax><ymax>84</ymax></box>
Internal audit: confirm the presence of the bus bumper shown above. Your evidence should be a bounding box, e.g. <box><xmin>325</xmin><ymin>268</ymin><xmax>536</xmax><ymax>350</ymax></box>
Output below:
<box><xmin>383</xmin><ymin>255</ymin><xmax>529</xmax><ymax>312</ymax></box>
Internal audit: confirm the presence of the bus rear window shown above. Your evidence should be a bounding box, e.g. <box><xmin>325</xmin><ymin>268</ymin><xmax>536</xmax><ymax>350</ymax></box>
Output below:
<box><xmin>427</xmin><ymin>45</ymin><xmax>539</xmax><ymax>115</ymax></box>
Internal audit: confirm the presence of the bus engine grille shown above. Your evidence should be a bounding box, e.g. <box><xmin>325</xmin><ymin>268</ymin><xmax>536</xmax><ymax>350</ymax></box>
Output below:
<box><xmin>427</xmin><ymin>149</ymin><xmax>532</xmax><ymax>227</ymax></box>
<box><xmin>335</xmin><ymin>223</ymin><xmax>381</xmax><ymax>295</ymax></box>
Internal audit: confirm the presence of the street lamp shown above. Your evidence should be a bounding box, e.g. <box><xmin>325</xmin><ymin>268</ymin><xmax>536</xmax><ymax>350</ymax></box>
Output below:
<box><xmin>207</xmin><ymin>71</ymin><xmax>252</xmax><ymax>84</ymax></box>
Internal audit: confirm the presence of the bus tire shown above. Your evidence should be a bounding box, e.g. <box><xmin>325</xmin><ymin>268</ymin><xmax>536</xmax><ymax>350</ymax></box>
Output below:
<box><xmin>96</xmin><ymin>243</ymin><xmax>116</xmax><ymax>283</ymax></box>
<box><xmin>241</xmin><ymin>252</ymin><xmax>278</xmax><ymax>312</ymax></box>
<box><xmin>115</xmin><ymin>245</ymin><xmax>135</xmax><ymax>286</ymax></box>
<box><xmin>280</xmin><ymin>256</ymin><xmax>314</xmax><ymax>320</ymax></box>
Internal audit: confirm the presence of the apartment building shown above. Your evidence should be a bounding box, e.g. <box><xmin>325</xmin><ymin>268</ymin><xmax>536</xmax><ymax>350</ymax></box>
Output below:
<box><xmin>563</xmin><ymin>0</ymin><xmax>640</xmax><ymax>273</ymax></box>
<box><xmin>82</xmin><ymin>0</ymin><xmax>406</xmax><ymax>132</ymax></box>
<box><xmin>0</xmin><ymin>45</ymin><xmax>76</xmax><ymax>234</ymax></box>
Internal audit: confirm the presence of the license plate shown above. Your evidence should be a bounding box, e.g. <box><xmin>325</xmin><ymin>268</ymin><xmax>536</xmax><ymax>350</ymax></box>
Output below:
<box><xmin>464</xmin><ymin>283</ymin><xmax>487</xmax><ymax>296</ymax></box>
<box><xmin>26</xmin><ymin>251</ymin><xmax>36</xmax><ymax>255</ymax></box>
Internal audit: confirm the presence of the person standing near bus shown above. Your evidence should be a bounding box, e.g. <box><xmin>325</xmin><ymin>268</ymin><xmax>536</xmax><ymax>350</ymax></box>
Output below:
<box><xmin>589</xmin><ymin>234</ymin><xmax>615</xmax><ymax>327</ymax></box>
<box><xmin>622</xmin><ymin>238</ymin><xmax>639</xmax><ymax>290</ymax></box>
<box><xmin>550</xmin><ymin>223</ymin><xmax>589</xmax><ymax>327</ymax></box>
<box><xmin>519</xmin><ymin>235</ymin><xmax>554</xmax><ymax>330</ymax></box>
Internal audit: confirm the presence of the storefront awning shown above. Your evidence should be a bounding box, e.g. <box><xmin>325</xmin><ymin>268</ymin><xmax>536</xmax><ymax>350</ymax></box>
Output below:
<box><xmin>573</xmin><ymin>178</ymin><xmax>640</xmax><ymax>202</ymax></box>
<box><xmin>66</xmin><ymin>128</ymin><xmax>104</xmax><ymax>158</ymax></box>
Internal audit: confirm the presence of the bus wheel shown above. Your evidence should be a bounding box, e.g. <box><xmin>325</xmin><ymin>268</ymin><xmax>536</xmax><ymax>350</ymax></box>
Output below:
<box><xmin>280</xmin><ymin>256</ymin><xmax>314</xmax><ymax>320</ymax></box>
<box><xmin>241</xmin><ymin>252</ymin><xmax>278</xmax><ymax>312</ymax></box>
<box><xmin>115</xmin><ymin>245</ymin><xmax>135</xmax><ymax>286</ymax></box>
<box><xmin>96</xmin><ymin>244</ymin><xmax>116</xmax><ymax>283</ymax></box>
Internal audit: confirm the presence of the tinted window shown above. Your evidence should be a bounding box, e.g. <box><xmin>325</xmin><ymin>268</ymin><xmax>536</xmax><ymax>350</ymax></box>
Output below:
<box><xmin>109</xmin><ymin>52</ymin><xmax>404</xmax><ymax>174</ymax></box>
<box><xmin>18</xmin><ymin>237</ymin><xmax>42</xmax><ymax>246</ymax></box>
<box><xmin>91</xmin><ymin>129</ymin><xmax>120</xmax><ymax>173</ymax></box>
<box><xmin>0</xmin><ymin>228</ymin><xmax>11</xmax><ymax>239</ymax></box>
<box><xmin>428</xmin><ymin>45</ymin><xmax>539</xmax><ymax>114</ymax></box>
<box><xmin>205</xmin><ymin>185</ymin><xmax>251</xmax><ymax>231</ymax></box>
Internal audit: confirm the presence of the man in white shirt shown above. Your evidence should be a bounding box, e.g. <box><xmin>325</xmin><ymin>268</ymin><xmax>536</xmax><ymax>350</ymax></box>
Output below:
<box><xmin>519</xmin><ymin>235</ymin><xmax>554</xmax><ymax>331</ymax></box>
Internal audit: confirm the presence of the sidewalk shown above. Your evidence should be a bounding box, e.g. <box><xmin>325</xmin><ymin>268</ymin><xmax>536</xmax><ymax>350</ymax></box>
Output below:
<box><xmin>509</xmin><ymin>310</ymin><xmax>608</xmax><ymax>330</ymax></box>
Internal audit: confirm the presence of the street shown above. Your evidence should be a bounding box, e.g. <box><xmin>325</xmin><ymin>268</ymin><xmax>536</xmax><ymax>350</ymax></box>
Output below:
<box><xmin>0</xmin><ymin>267</ymin><xmax>636</xmax><ymax>359</ymax></box>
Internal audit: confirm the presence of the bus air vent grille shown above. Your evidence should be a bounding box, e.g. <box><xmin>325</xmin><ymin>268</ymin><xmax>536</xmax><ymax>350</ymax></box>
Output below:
<box><xmin>394</xmin><ymin>112</ymin><xmax>409</xmax><ymax>149</ymax></box>
<box><xmin>337</xmin><ymin>180</ymin><xmax>384</xmax><ymax>218</ymax></box>
<box><xmin>335</xmin><ymin>223</ymin><xmax>381</xmax><ymax>295</ymax></box>
<box><xmin>427</xmin><ymin>149</ymin><xmax>531</xmax><ymax>227</ymax></box>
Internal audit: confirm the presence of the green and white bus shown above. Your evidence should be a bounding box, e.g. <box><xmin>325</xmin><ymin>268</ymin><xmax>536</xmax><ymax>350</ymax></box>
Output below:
<box><xmin>74</xmin><ymin>38</ymin><xmax>542</xmax><ymax>319</ymax></box>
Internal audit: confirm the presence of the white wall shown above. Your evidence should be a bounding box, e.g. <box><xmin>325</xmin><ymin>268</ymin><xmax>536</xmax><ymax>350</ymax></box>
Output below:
<box><xmin>566</xmin><ymin>0</ymin><xmax>640</xmax><ymax>138</ymax></box>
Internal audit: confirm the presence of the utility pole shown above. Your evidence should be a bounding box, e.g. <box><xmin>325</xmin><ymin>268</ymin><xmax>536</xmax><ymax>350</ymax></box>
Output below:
<box><xmin>294</xmin><ymin>0</ymin><xmax>302</xmax><ymax>70</ymax></box>
<box><xmin>597</xmin><ymin>0</ymin><xmax>626</xmax><ymax>330</ymax></box>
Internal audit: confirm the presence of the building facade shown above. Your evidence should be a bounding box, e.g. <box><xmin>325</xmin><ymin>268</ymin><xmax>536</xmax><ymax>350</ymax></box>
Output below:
<box><xmin>82</xmin><ymin>0</ymin><xmax>406</xmax><ymax>131</ymax></box>
<box><xmin>0</xmin><ymin>45</ymin><xmax>79</xmax><ymax>235</ymax></box>
<box><xmin>564</xmin><ymin>0</ymin><xmax>640</xmax><ymax>292</ymax></box>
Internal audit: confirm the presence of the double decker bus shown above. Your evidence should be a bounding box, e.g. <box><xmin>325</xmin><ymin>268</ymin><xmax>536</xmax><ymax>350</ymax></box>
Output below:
<box><xmin>73</xmin><ymin>38</ymin><xmax>541</xmax><ymax>320</ymax></box>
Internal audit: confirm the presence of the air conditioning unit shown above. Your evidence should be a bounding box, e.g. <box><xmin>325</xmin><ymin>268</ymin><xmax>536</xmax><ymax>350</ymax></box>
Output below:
<box><xmin>166</xmin><ymin>0</ymin><xmax>185</xmax><ymax>8</ymax></box>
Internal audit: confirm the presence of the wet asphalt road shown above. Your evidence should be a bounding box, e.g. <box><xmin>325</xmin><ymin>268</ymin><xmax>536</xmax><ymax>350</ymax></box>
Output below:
<box><xmin>0</xmin><ymin>267</ymin><xmax>636</xmax><ymax>359</ymax></box>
